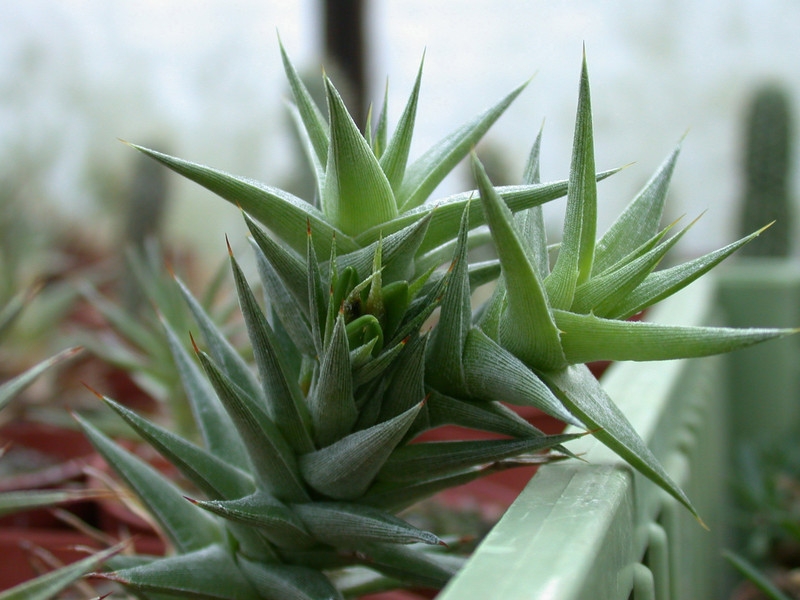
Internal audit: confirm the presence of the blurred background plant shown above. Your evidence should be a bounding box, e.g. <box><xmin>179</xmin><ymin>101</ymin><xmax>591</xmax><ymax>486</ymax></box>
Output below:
<box><xmin>723</xmin><ymin>75</ymin><xmax>799</xmax><ymax>600</ymax></box>
<box><xmin>728</xmin><ymin>437</ymin><xmax>800</xmax><ymax>599</ymax></box>
<box><xmin>0</xmin><ymin>162</ymin><xmax>95</xmax><ymax>379</ymax></box>
<box><xmin>74</xmin><ymin>238</ymin><xmax>244</xmax><ymax>441</ymax></box>
<box><xmin>737</xmin><ymin>84</ymin><xmax>795</xmax><ymax>257</ymax></box>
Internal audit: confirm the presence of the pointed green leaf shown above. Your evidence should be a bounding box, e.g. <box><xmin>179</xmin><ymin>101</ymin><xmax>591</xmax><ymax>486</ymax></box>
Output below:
<box><xmin>381</xmin><ymin>280</ymin><xmax>410</xmax><ymax>340</ymax></box>
<box><xmin>546</xmin><ymin>53</ymin><xmax>597</xmax><ymax>307</ymax></box>
<box><xmin>237</xmin><ymin>557</ymin><xmax>343</xmax><ymax>600</ymax></box>
<box><xmin>472</xmin><ymin>154</ymin><xmax>565</xmax><ymax>370</ymax></box>
<box><xmin>128</xmin><ymin>144</ymin><xmax>358</xmax><ymax>257</ymax></box>
<box><xmin>570</xmin><ymin>218</ymin><xmax>691</xmax><ymax>316</ymax></box>
<box><xmin>372</xmin><ymin>80</ymin><xmax>389</xmax><ymax>157</ymax></box>
<box><xmin>103</xmin><ymin>553</ymin><xmax>160</xmax><ymax>573</ymax></box>
<box><xmin>724</xmin><ymin>551</ymin><xmax>792</xmax><ymax>600</ymax></box>
<box><xmin>379</xmin><ymin>332</ymin><xmax>428</xmax><ymax>421</ymax></box>
<box><xmin>357</xmin><ymin>542</ymin><xmax>461</xmax><ymax>589</ymax></box>
<box><xmin>247</xmin><ymin>548</ymin><xmax>351</xmax><ymax>575</ymax></box>
<box><xmin>350</xmin><ymin>336</ymin><xmax>379</xmax><ymax>368</ymax></box>
<box><xmin>397</xmin><ymin>80</ymin><xmax>528</xmax><ymax>211</ymax></box>
<box><xmin>366</xmin><ymin>104</ymin><xmax>375</xmax><ymax>147</ymax></box>
<box><xmin>569</xmin><ymin>51</ymin><xmax>598</xmax><ymax>283</ymax></box>
<box><xmin>462</xmin><ymin>327</ymin><xmax>579</xmax><ymax>425</ymax></box>
<box><xmin>309</xmin><ymin>314</ymin><xmax>358</xmax><ymax>446</ymax></box>
<box><xmin>0</xmin><ymin>347</ymin><xmax>81</xmax><ymax>411</ymax></box>
<box><xmin>105</xmin><ymin>545</ymin><xmax>261</xmax><ymax>600</ymax></box>
<box><xmin>80</xmin><ymin>282</ymin><xmax>164</xmax><ymax>357</ymax></box>
<box><xmin>365</xmin><ymin>238</ymin><xmax>384</xmax><ymax>317</ymax></box>
<box><xmin>229</xmin><ymin>247</ymin><xmax>314</xmax><ymax>452</ymax></box>
<box><xmin>192</xmin><ymin>491</ymin><xmax>314</xmax><ymax>550</ymax></box>
<box><xmin>384</xmin><ymin>265</ymin><xmax>448</xmax><ymax>348</ymax></box>
<box><xmin>331</xmin><ymin>265</ymin><xmax>356</xmax><ymax>319</ymax></box>
<box><xmin>363</xmin><ymin>464</ymin><xmax>507</xmax><ymax>512</ymax></box>
<box><xmin>517</xmin><ymin>125</ymin><xmax>550</xmax><ymax>278</ymax></box>
<box><xmin>475</xmin><ymin>275</ymin><xmax>506</xmax><ymax>340</ymax></box>
<box><xmin>553</xmin><ymin>309</ymin><xmax>793</xmax><ymax>363</ymax></box>
<box><xmin>98</xmin><ymin>397</ymin><xmax>272</xmax><ymax>560</ymax></box>
<box><xmin>175</xmin><ymin>273</ymin><xmax>262</xmax><ymax>404</ymax></box>
<box><xmin>378</xmin><ymin>433</ymin><xmax>581</xmax><ymax>483</ymax></box>
<box><xmin>292</xmin><ymin>501</ymin><xmax>441</xmax><ymax>546</ymax></box>
<box><xmin>323</xmin><ymin>237</ymin><xmax>339</xmax><ymax>346</ymax></box>
<box><xmin>593</xmin><ymin>142</ymin><xmax>681</xmax><ymax>274</ymax></box>
<box><xmin>352</xmin><ymin>337</ymin><xmax>407</xmax><ymax>388</ymax></box>
<box><xmin>307</xmin><ymin>223</ymin><xmax>328</xmax><ymax>355</ymax></box>
<box><xmin>425</xmin><ymin>203</ymin><xmax>471</xmax><ymax>394</ymax></box>
<box><xmin>407</xmin><ymin>262</ymin><xmax>437</xmax><ymax>302</ymax></box>
<box><xmin>252</xmin><ymin>235</ymin><xmax>315</xmax><ymax>354</ymax></box>
<box><xmin>426</xmin><ymin>389</ymin><xmax>546</xmax><ymax>439</ymax></box>
<box><xmin>591</xmin><ymin>218</ymin><xmax>676</xmax><ymax>279</ymax></box>
<box><xmin>0</xmin><ymin>489</ymin><xmax>102</xmax><ymax>518</ymax></box>
<box><xmin>352</xmin><ymin>378</ymin><xmax>387</xmax><ymax>432</ymax></box>
<box><xmin>0</xmin><ymin>288</ymin><xmax>34</xmax><ymax>341</ymax></box>
<box><xmin>0</xmin><ymin>543</ymin><xmax>124</xmax><ymax>600</ymax></box>
<box><xmin>286</xmin><ymin>101</ymin><xmax>326</xmax><ymax>199</ymax></box>
<box><xmin>414</xmin><ymin>226</ymin><xmax>493</xmax><ymax>276</ymax></box>
<box><xmin>336</xmin><ymin>211</ymin><xmax>432</xmax><ymax>283</ymax></box>
<box><xmin>75</xmin><ymin>413</ymin><xmax>224</xmax><ymax>552</ymax></box>
<box><xmin>541</xmin><ymin>364</ymin><xmax>698</xmax><ymax>517</ymax></box>
<box><xmin>380</xmin><ymin>54</ymin><xmax>424</xmax><ymax>191</ymax></box>
<box><xmin>197</xmin><ymin>350</ymin><xmax>309</xmax><ymax>502</ymax></box>
<box><xmin>386</xmin><ymin>288</ymin><xmax>442</xmax><ymax>351</ymax></box>
<box><xmin>322</xmin><ymin>77</ymin><xmax>397</xmax><ymax>235</ymax></box>
<box><xmin>161</xmin><ymin>317</ymin><xmax>250</xmax><ymax>468</ymax></box>
<box><xmin>356</xmin><ymin>169</ymin><xmax>621</xmax><ymax>251</ymax></box>
<box><xmin>279</xmin><ymin>38</ymin><xmax>329</xmax><ymax>166</ymax></box>
<box><xmin>246</xmin><ymin>212</ymin><xmax>311</xmax><ymax>313</ymax></box>
<box><xmin>102</xmin><ymin>395</ymin><xmax>254</xmax><ymax>500</ymax></box>
<box><xmin>608</xmin><ymin>225</ymin><xmax>770</xmax><ymax>320</ymax></box>
<box><xmin>300</xmin><ymin>402</ymin><xmax>423</xmax><ymax>499</ymax></box>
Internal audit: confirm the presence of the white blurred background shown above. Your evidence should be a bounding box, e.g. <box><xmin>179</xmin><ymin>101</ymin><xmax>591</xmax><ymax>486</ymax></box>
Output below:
<box><xmin>2</xmin><ymin>0</ymin><xmax>798</xmax><ymax>262</ymax></box>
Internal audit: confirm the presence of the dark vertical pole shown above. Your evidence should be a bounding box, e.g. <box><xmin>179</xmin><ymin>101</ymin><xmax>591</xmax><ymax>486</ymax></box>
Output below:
<box><xmin>323</xmin><ymin>0</ymin><xmax>366</xmax><ymax>126</ymax></box>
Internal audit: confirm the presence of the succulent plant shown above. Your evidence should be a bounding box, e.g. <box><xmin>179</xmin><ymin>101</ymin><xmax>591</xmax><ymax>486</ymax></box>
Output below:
<box><xmin>738</xmin><ymin>84</ymin><xmax>795</xmax><ymax>257</ymax></box>
<box><xmin>76</xmin><ymin>45</ymin><xmax>793</xmax><ymax>599</ymax></box>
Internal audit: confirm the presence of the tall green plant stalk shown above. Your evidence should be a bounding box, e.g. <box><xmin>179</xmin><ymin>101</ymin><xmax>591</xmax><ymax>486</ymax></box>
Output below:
<box><xmin>72</xmin><ymin>45</ymin><xmax>795</xmax><ymax>599</ymax></box>
<box><xmin>738</xmin><ymin>84</ymin><xmax>795</xmax><ymax>257</ymax></box>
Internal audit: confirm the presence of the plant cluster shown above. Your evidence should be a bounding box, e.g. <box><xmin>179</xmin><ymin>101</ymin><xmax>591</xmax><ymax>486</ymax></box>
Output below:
<box><xmin>43</xmin><ymin>44</ymin><xmax>793</xmax><ymax>599</ymax></box>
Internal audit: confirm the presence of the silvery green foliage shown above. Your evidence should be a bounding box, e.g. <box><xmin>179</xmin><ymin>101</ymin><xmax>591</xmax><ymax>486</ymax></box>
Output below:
<box><xmin>80</xmin><ymin>46</ymin><xmax>790</xmax><ymax>598</ymax></box>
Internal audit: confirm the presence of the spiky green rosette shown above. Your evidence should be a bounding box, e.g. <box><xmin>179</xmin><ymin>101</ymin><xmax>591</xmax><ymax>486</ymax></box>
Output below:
<box><xmin>79</xmin><ymin>45</ymin><xmax>792</xmax><ymax>599</ymax></box>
